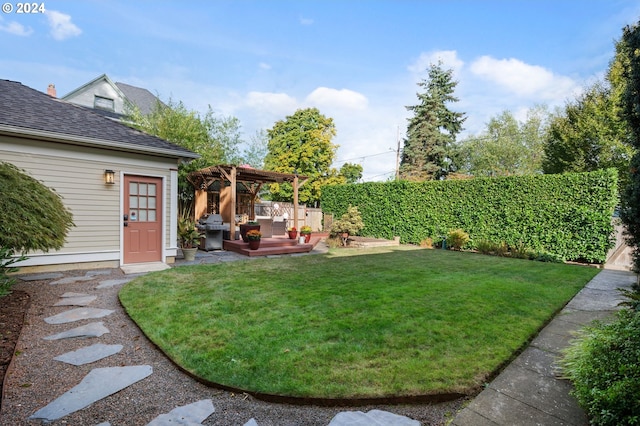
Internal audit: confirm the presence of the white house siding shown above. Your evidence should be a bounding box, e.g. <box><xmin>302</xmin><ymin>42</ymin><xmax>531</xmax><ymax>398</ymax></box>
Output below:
<box><xmin>64</xmin><ymin>80</ymin><xmax>126</xmax><ymax>114</ymax></box>
<box><xmin>0</xmin><ymin>135</ymin><xmax>178</xmax><ymax>271</ymax></box>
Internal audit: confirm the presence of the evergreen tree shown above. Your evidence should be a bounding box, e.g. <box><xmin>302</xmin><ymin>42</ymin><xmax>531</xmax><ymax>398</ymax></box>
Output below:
<box><xmin>619</xmin><ymin>20</ymin><xmax>640</xmax><ymax>271</ymax></box>
<box><xmin>400</xmin><ymin>62</ymin><xmax>466</xmax><ymax>181</ymax></box>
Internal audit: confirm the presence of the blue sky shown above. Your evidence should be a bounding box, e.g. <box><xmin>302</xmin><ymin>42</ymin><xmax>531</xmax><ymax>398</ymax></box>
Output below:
<box><xmin>2</xmin><ymin>1</ymin><xmax>639</xmax><ymax>181</ymax></box>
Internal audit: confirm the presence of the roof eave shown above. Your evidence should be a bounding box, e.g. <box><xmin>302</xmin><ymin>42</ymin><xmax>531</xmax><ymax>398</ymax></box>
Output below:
<box><xmin>0</xmin><ymin>124</ymin><xmax>200</xmax><ymax>161</ymax></box>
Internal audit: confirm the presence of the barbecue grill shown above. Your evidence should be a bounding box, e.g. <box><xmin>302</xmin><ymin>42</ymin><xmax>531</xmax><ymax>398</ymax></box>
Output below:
<box><xmin>197</xmin><ymin>214</ymin><xmax>230</xmax><ymax>251</ymax></box>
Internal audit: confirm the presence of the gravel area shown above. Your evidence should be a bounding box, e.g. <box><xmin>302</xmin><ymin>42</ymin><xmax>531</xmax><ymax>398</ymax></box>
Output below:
<box><xmin>0</xmin><ymin>266</ymin><xmax>468</xmax><ymax>425</ymax></box>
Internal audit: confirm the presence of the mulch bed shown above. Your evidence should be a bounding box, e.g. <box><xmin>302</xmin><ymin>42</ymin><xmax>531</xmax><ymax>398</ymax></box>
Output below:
<box><xmin>0</xmin><ymin>290</ymin><xmax>30</xmax><ymax>405</ymax></box>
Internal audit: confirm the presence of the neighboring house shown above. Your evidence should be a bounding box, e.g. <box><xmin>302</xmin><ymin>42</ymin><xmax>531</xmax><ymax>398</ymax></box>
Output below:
<box><xmin>60</xmin><ymin>73</ymin><xmax>162</xmax><ymax>120</ymax></box>
<box><xmin>0</xmin><ymin>79</ymin><xmax>199</xmax><ymax>272</ymax></box>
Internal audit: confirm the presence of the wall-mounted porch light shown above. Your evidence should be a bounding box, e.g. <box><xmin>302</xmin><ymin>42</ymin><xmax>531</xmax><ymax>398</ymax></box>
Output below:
<box><xmin>104</xmin><ymin>169</ymin><xmax>115</xmax><ymax>185</ymax></box>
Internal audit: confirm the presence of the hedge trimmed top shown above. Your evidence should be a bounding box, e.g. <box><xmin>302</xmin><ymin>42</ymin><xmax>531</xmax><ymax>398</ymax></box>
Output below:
<box><xmin>321</xmin><ymin>169</ymin><xmax>618</xmax><ymax>264</ymax></box>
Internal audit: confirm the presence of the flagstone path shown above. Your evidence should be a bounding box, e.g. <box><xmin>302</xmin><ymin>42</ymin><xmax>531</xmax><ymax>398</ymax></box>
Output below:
<box><xmin>15</xmin><ymin>266</ymin><xmax>422</xmax><ymax>426</ymax></box>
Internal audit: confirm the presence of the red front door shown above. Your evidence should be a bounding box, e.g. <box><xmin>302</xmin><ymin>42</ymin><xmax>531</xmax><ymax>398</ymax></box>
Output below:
<box><xmin>123</xmin><ymin>175</ymin><xmax>162</xmax><ymax>264</ymax></box>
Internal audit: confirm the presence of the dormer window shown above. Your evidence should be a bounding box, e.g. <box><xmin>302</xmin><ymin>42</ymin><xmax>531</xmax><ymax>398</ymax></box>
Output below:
<box><xmin>94</xmin><ymin>95</ymin><xmax>115</xmax><ymax>111</ymax></box>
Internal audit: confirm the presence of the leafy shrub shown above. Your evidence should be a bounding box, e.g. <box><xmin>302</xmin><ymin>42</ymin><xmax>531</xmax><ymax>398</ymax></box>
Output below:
<box><xmin>495</xmin><ymin>242</ymin><xmax>509</xmax><ymax>257</ymax></box>
<box><xmin>322</xmin><ymin>169</ymin><xmax>618</xmax><ymax>263</ymax></box>
<box><xmin>0</xmin><ymin>162</ymin><xmax>74</xmax><ymax>253</ymax></box>
<box><xmin>325</xmin><ymin>236</ymin><xmax>343</xmax><ymax>249</ymax></box>
<box><xmin>330</xmin><ymin>205</ymin><xmax>365</xmax><ymax>246</ymax></box>
<box><xmin>420</xmin><ymin>237</ymin><xmax>434</xmax><ymax>249</ymax></box>
<box><xmin>510</xmin><ymin>241</ymin><xmax>533</xmax><ymax>259</ymax></box>
<box><xmin>560</xmin><ymin>309</ymin><xmax>640</xmax><ymax>425</ymax></box>
<box><xmin>475</xmin><ymin>239</ymin><xmax>495</xmax><ymax>255</ymax></box>
<box><xmin>619</xmin><ymin>280</ymin><xmax>640</xmax><ymax>312</ymax></box>
<box><xmin>446</xmin><ymin>229</ymin><xmax>469</xmax><ymax>250</ymax></box>
<box><xmin>0</xmin><ymin>247</ymin><xmax>26</xmax><ymax>297</ymax></box>
<box><xmin>533</xmin><ymin>251</ymin><xmax>565</xmax><ymax>263</ymax></box>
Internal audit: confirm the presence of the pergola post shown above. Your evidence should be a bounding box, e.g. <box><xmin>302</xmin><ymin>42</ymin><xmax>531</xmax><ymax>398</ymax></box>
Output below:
<box><xmin>188</xmin><ymin>165</ymin><xmax>307</xmax><ymax>240</ymax></box>
<box><xmin>230</xmin><ymin>166</ymin><xmax>237</xmax><ymax>239</ymax></box>
<box><xmin>219</xmin><ymin>166</ymin><xmax>238</xmax><ymax>240</ymax></box>
<box><xmin>293</xmin><ymin>175</ymin><xmax>299</xmax><ymax>230</ymax></box>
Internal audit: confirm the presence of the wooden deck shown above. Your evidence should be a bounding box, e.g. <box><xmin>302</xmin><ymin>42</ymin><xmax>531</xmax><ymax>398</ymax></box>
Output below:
<box><xmin>222</xmin><ymin>234</ymin><xmax>326</xmax><ymax>257</ymax></box>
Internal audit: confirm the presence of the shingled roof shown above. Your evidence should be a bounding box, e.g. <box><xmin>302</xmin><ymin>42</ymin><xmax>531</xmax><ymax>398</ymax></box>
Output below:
<box><xmin>0</xmin><ymin>79</ymin><xmax>198</xmax><ymax>160</ymax></box>
<box><xmin>115</xmin><ymin>81</ymin><xmax>161</xmax><ymax>115</ymax></box>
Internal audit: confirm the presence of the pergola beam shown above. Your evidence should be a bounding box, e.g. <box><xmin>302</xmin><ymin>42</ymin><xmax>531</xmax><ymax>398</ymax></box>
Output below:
<box><xmin>187</xmin><ymin>165</ymin><xmax>308</xmax><ymax>240</ymax></box>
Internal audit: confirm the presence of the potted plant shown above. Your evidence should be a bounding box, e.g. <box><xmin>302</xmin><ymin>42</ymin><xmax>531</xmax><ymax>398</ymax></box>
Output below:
<box><xmin>300</xmin><ymin>225</ymin><xmax>312</xmax><ymax>243</ymax></box>
<box><xmin>178</xmin><ymin>216</ymin><xmax>203</xmax><ymax>261</ymax></box>
<box><xmin>246</xmin><ymin>229</ymin><xmax>262</xmax><ymax>250</ymax></box>
<box><xmin>240</xmin><ymin>220</ymin><xmax>260</xmax><ymax>242</ymax></box>
<box><xmin>329</xmin><ymin>205</ymin><xmax>364</xmax><ymax>246</ymax></box>
<box><xmin>287</xmin><ymin>227</ymin><xmax>298</xmax><ymax>239</ymax></box>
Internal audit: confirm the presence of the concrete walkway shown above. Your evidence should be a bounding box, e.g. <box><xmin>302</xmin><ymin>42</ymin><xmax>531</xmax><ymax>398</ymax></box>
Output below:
<box><xmin>451</xmin><ymin>268</ymin><xmax>636</xmax><ymax>426</ymax></box>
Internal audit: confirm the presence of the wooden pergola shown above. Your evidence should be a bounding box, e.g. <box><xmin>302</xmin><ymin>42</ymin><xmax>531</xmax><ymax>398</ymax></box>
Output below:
<box><xmin>187</xmin><ymin>165</ymin><xmax>308</xmax><ymax>240</ymax></box>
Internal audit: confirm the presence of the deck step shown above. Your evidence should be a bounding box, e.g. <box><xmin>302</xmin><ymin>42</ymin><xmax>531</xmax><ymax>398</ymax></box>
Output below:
<box><xmin>222</xmin><ymin>236</ymin><xmax>323</xmax><ymax>257</ymax></box>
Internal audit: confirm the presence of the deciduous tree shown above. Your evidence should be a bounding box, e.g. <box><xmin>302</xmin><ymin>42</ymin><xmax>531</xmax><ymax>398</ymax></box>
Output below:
<box><xmin>264</xmin><ymin>108</ymin><xmax>343</xmax><ymax>206</ymax></box>
<box><xmin>339</xmin><ymin>163</ymin><xmax>363</xmax><ymax>184</ymax></box>
<box><xmin>458</xmin><ymin>107</ymin><xmax>549</xmax><ymax>176</ymax></box>
<box><xmin>126</xmin><ymin>98</ymin><xmax>243</xmax><ymax>204</ymax></box>
<box><xmin>542</xmin><ymin>82</ymin><xmax>633</xmax><ymax>183</ymax></box>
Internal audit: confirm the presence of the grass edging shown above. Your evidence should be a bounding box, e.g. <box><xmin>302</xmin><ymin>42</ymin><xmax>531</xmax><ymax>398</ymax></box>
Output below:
<box><xmin>119</xmin><ymin>246</ymin><xmax>599</xmax><ymax>404</ymax></box>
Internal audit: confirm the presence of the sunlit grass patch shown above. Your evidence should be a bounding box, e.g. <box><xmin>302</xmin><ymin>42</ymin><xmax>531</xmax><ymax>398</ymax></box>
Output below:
<box><xmin>119</xmin><ymin>246</ymin><xmax>598</xmax><ymax>399</ymax></box>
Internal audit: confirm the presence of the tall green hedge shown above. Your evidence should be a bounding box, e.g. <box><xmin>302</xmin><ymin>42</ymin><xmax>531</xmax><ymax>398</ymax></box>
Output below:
<box><xmin>321</xmin><ymin>169</ymin><xmax>618</xmax><ymax>263</ymax></box>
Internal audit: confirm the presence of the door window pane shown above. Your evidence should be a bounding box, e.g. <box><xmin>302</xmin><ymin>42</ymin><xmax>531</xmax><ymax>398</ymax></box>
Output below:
<box><xmin>128</xmin><ymin>181</ymin><xmax>158</xmax><ymax>222</ymax></box>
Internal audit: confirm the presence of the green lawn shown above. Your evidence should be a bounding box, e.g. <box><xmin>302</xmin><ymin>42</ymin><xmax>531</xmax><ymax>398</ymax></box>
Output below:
<box><xmin>119</xmin><ymin>246</ymin><xmax>599</xmax><ymax>399</ymax></box>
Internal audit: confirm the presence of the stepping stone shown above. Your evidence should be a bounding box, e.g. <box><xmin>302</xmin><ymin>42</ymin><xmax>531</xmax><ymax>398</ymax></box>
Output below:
<box><xmin>45</xmin><ymin>307</ymin><xmax>114</xmax><ymax>324</ymax></box>
<box><xmin>96</xmin><ymin>278</ymin><xmax>133</xmax><ymax>289</ymax></box>
<box><xmin>86</xmin><ymin>270</ymin><xmax>114</xmax><ymax>277</ymax></box>
<box><xmin>329</xmin><ymin>409</ymin><xmax>420</xmax><ymax>426</ymax></box>
<box><xmin>19</xmin><ymin>272</ymin><xmax>64</xmax><ymax>281</ymax></box>
<box><xmin>54</xmin><ymin>343</ymin><xmax>123</xmax><ymax>366</ymax></box>
<box><xmin>29</xmin><ymin>365</ymin><xmax>153</xmax><ymax>422</ymax></box>
<box><xmin>44</xmin><ymin>322</ymin><xmax>110</xmax><ymax>340</ymax></box>
<box><xmin>50</xmin><ymin>276</ymin><xmax>96</xmax><ymax>285</ymax></box>
<box><xmin>61</xmin><ymin>292</ymin><xmax>91</xmax><ymax>298</ymax></box>
<box><xmin>54</xmin><ymin>295</ymin><xmax>97</xmax><ymax>306</ymax></box>
<box><xmin>244</xmin><ymin>419</ymin><xmax>259</xmax><ymax>426</ymax></box>
<box><xmin>146</xmin><ymin>399</ymin><xmax>215</xmax><ymax>425</ymax></box>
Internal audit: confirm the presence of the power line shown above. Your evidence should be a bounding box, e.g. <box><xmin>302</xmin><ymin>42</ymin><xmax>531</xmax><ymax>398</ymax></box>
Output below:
<box><xmin>335</xmin><ymin>149</ymin><xmax>396</xmax><ymax>164</ymax></box>
<box><xmin>361</xmin><ymin>169</ymin><xmax>397</xmax><ymax>181</ymax></box>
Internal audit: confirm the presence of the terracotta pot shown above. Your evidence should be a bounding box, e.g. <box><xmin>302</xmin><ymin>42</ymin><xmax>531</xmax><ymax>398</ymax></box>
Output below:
<box><xmin>288</xmin><ymin>230</ymin><xmax>298</xmax><ymax>239</ymax></box>
<box><xmin>302</xmin><ymin>233</ymin><xmax>311</xmax><ymax>243</ymax></box>
<box><xmin>248</xmin><ymin>239</ymin><xmax>261</xmax><ymax>250</ymax></box>
<box><xmin>240</xmin><ymin>224</ymin><xmax>260</xmax><ymax>242</ymax></box>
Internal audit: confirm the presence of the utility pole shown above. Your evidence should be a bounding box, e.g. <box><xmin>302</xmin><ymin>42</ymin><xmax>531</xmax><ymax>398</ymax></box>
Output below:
<box><xmin>395</xmin><ymin>125</ymin><xmax>401</xmax><ymax>180</ymax></box>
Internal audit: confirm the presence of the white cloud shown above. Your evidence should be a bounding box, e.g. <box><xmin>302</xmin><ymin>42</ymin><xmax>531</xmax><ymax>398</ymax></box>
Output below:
<box><xmin>305</xmin><ymin>87</ymin><xmax>368</xmax><ymax>111</ymax></box>
<box><xmin>0</xmin><ymin>17</ymin><xmax>33</xmax><ymax>36</ymax></box>
<box><xmin>246</xmin><ymin>91</ymin><xmax>298</xmax><ymax>112</ymax></box>
<box><xmin>45</xmin><ymin>10</ymin><xmax>82</xmax><ymax>40</ymax></box>
<box><xmin>408</xmin><ymin>50</ymin><xmax>465</xmax><ymax>77</ymax></box>
<box><xmin>469</xmin><ymin>56</ymin><xmax>580</xmax><ymax>101</ymax></box>
<box><xmin>259</xmin><ymin>62</ymin><xmax>271</xmax><ymax>70</ymax></box>
<box><xmin>299</xmin><ymin>16</ymin><xmax>314</xmax><ymax>25</ymax></box>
